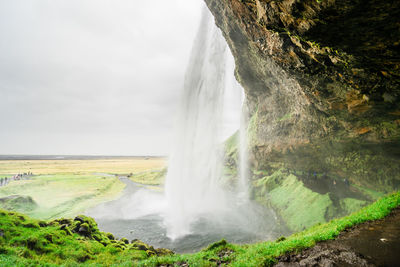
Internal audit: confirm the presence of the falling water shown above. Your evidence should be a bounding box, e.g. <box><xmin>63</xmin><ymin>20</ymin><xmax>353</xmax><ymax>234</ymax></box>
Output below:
<box><xmin>225</xmin><ymin>51</ymin><xmax>250</xmax><ymax>201</ymax></box>
<box><xmin>163</xmin><ymin>7</ymin><xmax>230</xmax><ymax>239</ymax></box>
<box><xmin>238</xmin><ymin>100</ymin><xmax>250</xmax><ymax>200</ymax></box>
<box><xmin>87</xmin><ymin>7</ymin><xmax>280</xmax><ymax>251</ymax></box>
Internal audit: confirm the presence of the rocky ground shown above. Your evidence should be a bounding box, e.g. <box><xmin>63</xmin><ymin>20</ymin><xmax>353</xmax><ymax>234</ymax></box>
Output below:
<box><xmin>275</xmin><ymin>207</ymin><xmax>400</xmax><ymax>266</ymax></box>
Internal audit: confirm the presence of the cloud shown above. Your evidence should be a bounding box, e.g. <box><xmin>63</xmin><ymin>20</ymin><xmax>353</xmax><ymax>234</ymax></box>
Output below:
<box><xmin>0</xmin><ymin>0</ymin><xmax>242</xmax><ymax>155</ymax></box>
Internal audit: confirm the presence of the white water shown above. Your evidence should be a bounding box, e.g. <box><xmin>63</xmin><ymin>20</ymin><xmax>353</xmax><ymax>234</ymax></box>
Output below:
<box><xmin>224</xmin><ymin>51</ymin><xmax>250</xmax><ymax>201</ymax></box>
<box><xmin>238</xmin><ymin>99</ymin><xmax>250</xmax><ymax>201</ymax></box>
<box><xmin>87</xmin><ymin>7</ymin><xmax>279</xmax><ymax>250</ymax></box>
<box><xmin>163</xmin><ymin>7</ymin><xmax>231</xmax><ymax>239</ymax></box>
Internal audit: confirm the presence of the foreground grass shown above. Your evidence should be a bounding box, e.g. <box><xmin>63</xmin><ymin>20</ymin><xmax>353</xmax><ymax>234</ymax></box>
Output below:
<box><xmin>0</xmin><ymin>211</ymin><xmax>172</xmax><ymax>267</ymax></box>
<box><xmin>0</xmin><ymin>192</ymin><xmax>399</xmax><ymax>266</ymax></box>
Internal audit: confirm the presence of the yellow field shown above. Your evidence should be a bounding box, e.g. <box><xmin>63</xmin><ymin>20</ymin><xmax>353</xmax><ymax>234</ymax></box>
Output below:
<box><xmin>0</xmin><ymin>157</ymin><xmax>166</xmax><ymax>176</ymax></box>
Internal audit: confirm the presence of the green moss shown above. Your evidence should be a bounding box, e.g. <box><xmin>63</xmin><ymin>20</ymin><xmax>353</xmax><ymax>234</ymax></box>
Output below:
<box><xmin>352</xmin><ymin>184</ymin><xmax>385</xmax><ymax>200</ymax></box>
<box><xmin>224</xmin><ymin>130</ymin><xmax>239</xmax><ymax>159</ymax></box>
<box><xmin>0</xmin><ymin>196</ymin><xmax>38</xmax><ymax>214</ymax></box>
<box><xmin>277</xmin><ymin>113</ymin><xmax>292</xmax><ymax>122</ymax></box>
<box><xmin>255</xmin><ymin>169</ymin><xmax>333</xmax><ymax>231</ymax></box>
<box><xmin>266</xmin><ymin>174</ymin><xmax>332</xmax><ymax>231</ymax></box>
<box><xmin>247</xmin><ymin>106</ymin><xmax>259</xmax><ymax>147</ymax></box>
<box><xmin>340</xmin><ymin>198</ymin><xmax>367</xmax><ymax>214</ymax></box>
<box><xmin>0</xmin><ymin>210</ymin><xmax>159</xmax><ymax>266</ymax></box>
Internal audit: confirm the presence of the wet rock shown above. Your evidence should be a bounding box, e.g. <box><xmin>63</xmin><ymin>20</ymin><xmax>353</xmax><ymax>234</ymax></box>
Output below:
<box><xmin>74</xmin><ymin>216</ymin><xmax>85</xmax><ymax>223</ymax></box>
<box><xmin>78</xmin><ymin>223</ymin><xmax>90</xmax><ymax>236</ymax></box>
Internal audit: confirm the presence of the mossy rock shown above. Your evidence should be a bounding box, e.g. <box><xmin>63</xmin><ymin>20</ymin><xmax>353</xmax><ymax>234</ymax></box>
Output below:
<box><xmin>78</xmin><ymin>223</ymin><xmax>90</xmax><ymax>236</ymax></box>
<box><xmin>59</xmin><ymin>224</ymin><xmax>72</xmax><ymax>236</ymax></box>
<box><xmin>146</xmin><ymin>250</ymin><xmax>156</xmax><ymax>256</ymax></box>
<box><xmin>22</xmin><ymin>221</ymin><xmax>40</xmax><ymax>229</ymax></box>
<box><xmin>205</xmin><ymin>239</ymin><xmax>227</xmax><ymax>251</ymax></box>
<box><xmin>131</xmin><ymin>239</ymin><xmax>150</xmax><ymax>251</ymax></box>
<box><xmin>105</xmin><ymin>232</ymin><xmax>115</xmax><ymax>240</ymax></box>
<box><xmin>155</xmin><ymin>248</ymin><xmax>174</xmax><ymax>256</ymax></box>
<box><xmin>120</xmin><ymin>238</ymin><xmax>129</xmax><ymax>244</ymax></box>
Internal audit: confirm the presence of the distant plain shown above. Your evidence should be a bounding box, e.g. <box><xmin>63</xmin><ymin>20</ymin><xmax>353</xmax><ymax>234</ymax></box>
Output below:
<box><xmin>0</xmin><ymin>157</ymin><xmax>166</xmax><ymax>220</ymax></box>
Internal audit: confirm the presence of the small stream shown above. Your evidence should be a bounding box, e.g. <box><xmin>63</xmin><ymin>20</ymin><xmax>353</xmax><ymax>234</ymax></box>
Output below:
<box><xmin>86</xmin><ymin>177</ymin><xmax>279</xmax><ymax>253</ymax></box>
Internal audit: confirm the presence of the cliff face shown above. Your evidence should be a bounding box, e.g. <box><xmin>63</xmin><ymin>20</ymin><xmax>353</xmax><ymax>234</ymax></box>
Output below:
<box><xmin>206</xmin><ymin>0</ymin><xmax>399</xmax><ymax>189</ymax></box>
<box><xmin>207</xmin><ymin>0</ymin><xmax>400</xmax><ymax>230</ymax></box>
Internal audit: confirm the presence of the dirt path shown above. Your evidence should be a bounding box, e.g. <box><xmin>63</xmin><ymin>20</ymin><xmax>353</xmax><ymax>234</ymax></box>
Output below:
<box><xmin>275</xmin><ymin>207</ymin><xmax>400</xmax><ymax>266</ymax></box>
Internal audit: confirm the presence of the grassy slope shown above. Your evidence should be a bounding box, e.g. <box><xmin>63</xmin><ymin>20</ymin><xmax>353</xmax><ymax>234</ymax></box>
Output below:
<box><xmin>253</xmin><ymin>169</ymin><xmax>373</xmax><ymax>232</ymax></box>
<box><xmin>128</xmin><ymin>168</ymin><xmax>167</xmax><ymax>186</ymax></box>
<box><xmin>0</xmin><ymin>192</ymin><xmax>399</xmax><ymax>266</ymax></box>
<box><xmin>0</xmin><ymin>175</ymin><xmax>125</xmax><ymax>220</ymax></box>
<box><xmin>255</xmin><ymin>172</ymin><xmax>332</xmax><ymax>231</ymax></box>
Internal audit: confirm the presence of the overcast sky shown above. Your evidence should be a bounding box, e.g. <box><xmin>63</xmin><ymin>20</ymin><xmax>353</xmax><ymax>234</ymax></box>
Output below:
<box><xmin>0</xmin><ymin>0</ymin><xmax>242</xmax><ymax>156</ymax></box>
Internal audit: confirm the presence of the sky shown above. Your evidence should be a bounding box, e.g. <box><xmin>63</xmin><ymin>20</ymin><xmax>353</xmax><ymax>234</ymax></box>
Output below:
<box><xmin>0</xmin><ymin>0</ymin><xmax>242</xmax><ymax>156</ymax></box>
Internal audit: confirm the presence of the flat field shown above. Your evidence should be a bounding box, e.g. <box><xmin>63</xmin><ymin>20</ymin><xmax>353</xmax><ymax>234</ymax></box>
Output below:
<box><xmin>0</xmin><ymin>157</ymin><xmax>166</xmax><ymax>220</ymax></box>
<box><xmin>0</xmin><ymin>157</ymin><xmax>166</xmax><ymax>176</ymax></box>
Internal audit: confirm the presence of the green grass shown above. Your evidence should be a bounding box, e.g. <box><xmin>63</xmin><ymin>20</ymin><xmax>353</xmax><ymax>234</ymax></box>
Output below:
<box><xmin>340</xmin><ymin>197</ymin><xmax>367</xmax><ymax>214</ymax></box>
<box><xmin>225</xmin><ymin>131</ymin><xmax>239</xmax><ymax>159</ymax></box>
<box><xmin>128</xmin><ymin>168</ymin><xmax>167</xmax><ymax>186</ymax></box>
<box><xmin>254</xmin><ymin>169</ymin><xmax>333</xmax><ymax>231</ymax></box>
<box><xmin>0</xmin><ymin>211</ymin><xmax>169</xmax><ymax>266</ymax></box>
<box><xmin>352</xmin><ymin>184</ymin><xmax>385</xmax><ymax>200</ymax></box>
<box><xmin>1</xmin><ymin>191</ymin><xmax>399</xmax><ymax>266</ymax></box>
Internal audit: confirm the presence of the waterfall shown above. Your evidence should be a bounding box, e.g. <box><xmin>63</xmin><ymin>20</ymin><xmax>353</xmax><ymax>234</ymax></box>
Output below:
<box><xmin>87</xmin><ymin>5</ymin><xmax>279</xmax><ymax>250</ymax></box>
<box><xmin>163</xmin><ymin>7</ymin><xmax>230</xmax><ymax>240</ymax></box>
<box><xmin>238</xmin><ymin>101</ymin><xmax>250</xmax><ymax>200</ymax></box>
<box><xmin>225</xmin><ymin>50</ymin><xmax>250</xmax><ymax>201</ymax></box>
